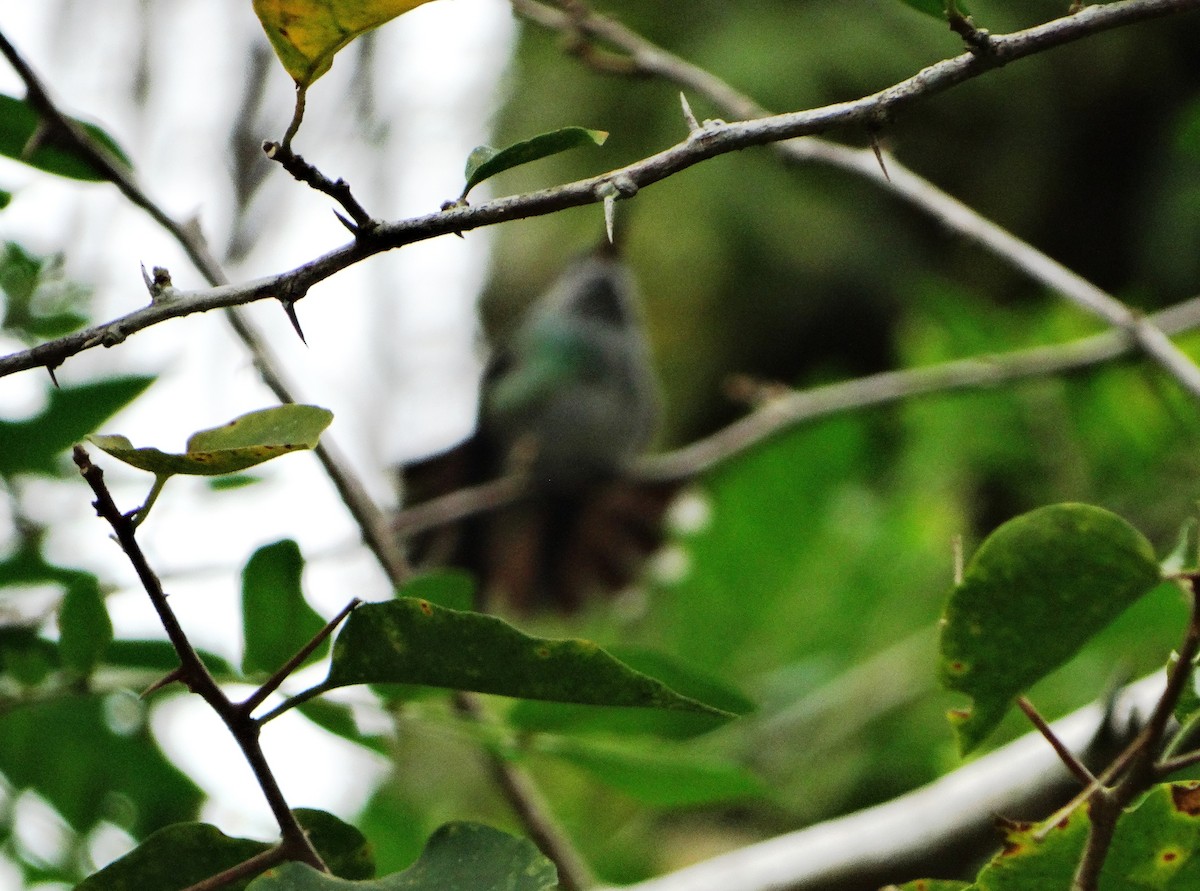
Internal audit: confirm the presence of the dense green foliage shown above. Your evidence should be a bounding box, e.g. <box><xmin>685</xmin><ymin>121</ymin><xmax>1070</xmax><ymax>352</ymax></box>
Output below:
<box><xmin>3</xmin><ymin>1</ymin><xmax>1200</xmax><ymax>889</ymax></box>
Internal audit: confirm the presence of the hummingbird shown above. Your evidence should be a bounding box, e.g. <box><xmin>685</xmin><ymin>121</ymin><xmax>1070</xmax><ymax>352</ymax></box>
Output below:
<box><xmin>400</xmin><ymin>242</ymin><xmax>675</xmax><ymax>612</ymax></box>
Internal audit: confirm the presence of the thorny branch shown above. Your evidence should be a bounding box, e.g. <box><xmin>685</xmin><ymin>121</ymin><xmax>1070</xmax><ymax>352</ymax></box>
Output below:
<box><xmin>71</xmin><ymin>447</ymin><xmax>328</xmax><ymax>881</ymax></box>
<box><xmin>3</xmin><ymin>0</ymin><xmax>1199</xmax><ymax>382</ymax></box>
<box><xmin>512</xmin><ymin>0</ymin><xmax>1200</xmax><ymax>403</ymax></box>
<box><xmin>0</xmin><ymin>24</ymin><xmax>410</xmax><ymax>587</ymax></box>
<box><xmin>0</xmin><ymin>26</ymin><xmax>591</xmax><ymax>889</ymax></box>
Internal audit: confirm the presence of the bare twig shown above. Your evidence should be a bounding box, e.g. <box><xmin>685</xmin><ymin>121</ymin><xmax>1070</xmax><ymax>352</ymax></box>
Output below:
<box><xmin>262</xmin><ymin>139</ymin><xmax>376</xmax><ymax>232</ymax></box>
<box><xmin>1017</xmin><ymin>695</ymin><xmax>1097</xmax><ymax>787</ymax></box>
<box><xmin>452</xmin><ymin>692</ymin><xmax>595</xmax><ymax>891</ymax></box>
<box><xmin>240</xmin><ymin>598</ymin><xmax>362</xmax><ymax>715</ymax></box>
<box><xmin>636</xmin><ymin>293</ymin><xmax>1200</xmax><ymax>481</ymax></box>
<box><xmin>392</xmin><ymin>472</ymin><xmax>529</xmax><ymax>538</ymax></box>
<box><xmin>1071</xmin><ymin>583</ymin><xmax>1200</xmax><ymax>890</ymax></box>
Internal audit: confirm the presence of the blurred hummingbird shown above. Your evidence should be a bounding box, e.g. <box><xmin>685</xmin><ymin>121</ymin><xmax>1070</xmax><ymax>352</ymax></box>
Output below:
<box><xmin>400</xmin><ymin>241</ymin><xmax>676</xmax><ymax>612</ymax></box>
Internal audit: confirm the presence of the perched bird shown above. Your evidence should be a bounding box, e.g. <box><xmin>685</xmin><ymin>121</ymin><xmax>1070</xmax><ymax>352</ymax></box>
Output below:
<box><xmin>400</xmin><ymin>242</ymin><xmax>675</xmax><ymax>612</ymax></box>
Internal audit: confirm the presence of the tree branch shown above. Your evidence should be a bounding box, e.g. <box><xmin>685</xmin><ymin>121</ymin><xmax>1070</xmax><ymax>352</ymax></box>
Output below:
<box><xmin>0</xmin><ymin>25</ymin><xmax>411</xmax><ymax>585</ymax></box>
<box><xmin>514</xmin><ymin>0</ymin><xmax>1200</xmax><ymax>408</ymax></box>
<box><xmin>611</xmin><ymin>673</ymin><xmax>1163</xmax><ymax>891</ymax></box>
<box><xmin>4</xmin><ymin>0</ymin><xmax>1197</xmax><ymax>381</ymax></box>
<box><xmin>637</xmin><ymin>293</ymin><xmax>1200</xmax><ymax>481</ymax></box>
<box><xmin>72</xmin><ymin>447</ymin><xmax>327</xmax><ymax>876</ymax></box>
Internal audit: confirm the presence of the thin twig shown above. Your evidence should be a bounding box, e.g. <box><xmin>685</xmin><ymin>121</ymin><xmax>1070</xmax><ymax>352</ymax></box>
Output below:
<box><xmin>452</xmin><ymin>692</ymin><xmax>595</xmax><ymax>891</ymax></box>
<box><xmin>72</xmin><ymin>447</ymin><xmax>327</xmax><ymax>875</ymax></box>
<box><xmin>1071</xmin><ymin>582</ymin><xmax>1200</xmax><ymax>890</ymax></box>
<box><xmin>240</xmin><ymin>598</ymin><xmax>362</xmax><ymax>716</ymax></box>
<box><xmin>393</xmin><ymin>472</ymin><xmax>529</xmax><ymax>538</ymax></box>
<box><xmin>1017</xmin><ymin>695</ymin><xmax>1097</xmax><ymax>787</ymax></box>
<box><xmin>178</xmin><ymin>845</ymin><xmax>290</xmax><ymax>891</ymax></box>
<box><xmin>636</xmin><ymin>293</ymin><xmax>1200</xmax><ymax>481</ymax></box>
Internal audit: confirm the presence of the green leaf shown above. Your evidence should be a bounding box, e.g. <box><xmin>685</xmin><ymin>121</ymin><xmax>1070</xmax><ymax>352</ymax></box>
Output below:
<box><xmin>397</xmin><ymin>570</ymin><xmax>475</xmax><ymax>612</ymax></box>
<box><xmin>459</xmin><ymin>127</ymin><xmax>608</xmax><ymax>200</ymax></box>
<box><xmin>296</xmin><ymin>699</ymin><xmax>389</xmax><ymax>755</ymax></box>
<box><xmin>0</xmin><ymin>376</ymin><xmax>154</xmax><ymax>476</ymax></box>
<box><xmin>507</xmin><ymin>645</ymin><xmax>754</xmax><ymax>739</ymax></box>
<box><xmin>324</xmin><ymin>599</ymin><xmax>735</xmax><ymax>719</ymax></box>
<box><xmin>0</xmin><ymin>695</ymin><xmax>201</xmax><ymax>835</ymax></box>
<box><xmin>0</xmin><ymin>93</ymin><xmax>132</xmax><ymax>181</ymax></box>
<box><xmin>888</xmin><ymin>882</ymin><xmax>971</xmax><ymax>891</ymax></box>
<box><xmin>58</xmin><ymin>581</ymin><xmax>112</xmax><ymax>675</ymax></box>
<box><xmin>531</xmin><ymin>736</ymin><xmax>763</xmax><ymax>807</ymax></box>
<box><xmin>76</xmin><ymin>809</ymin><xmax>372</xmax><ymax>891</ymax></box>
<box><xmin>103</xmin><ymin>639</ymin><xmax>234</xmax><ymax>677</ymax></box>
<box><xmin>895</xmin><ymin>0</ymin><xmax>948</xmax><ymax>17</ymax></box>
<box><xmin>252</xmin><ymin>0</ymin><xmax>440</xmax><ymax>87</ymax></box>
<box><xmin>241</xmin><ymin>540</ymin><xmax>327</xmax><ymax>675</ymax></box>
<box><xmin>972</xmin><ymin>783</ymin><xmax>1200</xmax><ymax>889</ymax></box>
<box><xmin>0</xmin><ymin>241</ymin><xmax>90</xmax><ymax>340</ymax></box>
<box><xmin>0</xmin><ymin>189</ymin><xmax>11</xmax><ymax>209</ymax></box>
<box><xmin>894</xmin><ymin>0</ymin><xmax>968</xmax><ymax>18</ymax></box>
<box><xmin>89</xmin><ymin>404</ymin><xmax>333</xmax><ymax>477</ymax></box>
<box><xmin>246</xmin><ymin>822</ymin><xmax>556</xmax><ymax>891</ymax></box>
<box><xmin>939</xmin><ymin>503</ymin><xmax>1161</xmax><ymax>754</ymax></box>
<box><xmin>0</xmin><ymin>626</ymin><xmax>58</xmax><ymax>685</ymax></box>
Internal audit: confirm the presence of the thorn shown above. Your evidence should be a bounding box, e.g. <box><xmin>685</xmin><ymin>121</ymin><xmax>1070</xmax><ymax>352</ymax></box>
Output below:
<box><xmin>280</xmin><ymin>298</ymin><xmax>307</xmax><ymax>345</ymax></box>
<box><xmin>142</xmin><ymin>666</ymin><xmax>186</xmax><ymax>698</ymax></box>
<box><xmin>680</xmin><ymin>92</ymin><xmax>701</xmax><ymax>135</ymax></box>
<box><xmin>604</xmin><ymin>193</ymin><xmax>617</xmax><ymax>244</ymax></box>
<box><xmin>140</xmin><ymin>263</ymin><xmax>154</xmax><ymax>294</ymax></box>
<box><xmin>46</xmin><ymin>365</ymin><xmax>60</xmax><ymax>388</ymax></box>
<box><xmin>869</xmin><ymin>131</ymin><xmax>891</xmax><ymax>182</ymax></box>
<box><xmin>333</xmin><ymin>210</ymin><xmax>358</xmax><ymax>235</ymax></box>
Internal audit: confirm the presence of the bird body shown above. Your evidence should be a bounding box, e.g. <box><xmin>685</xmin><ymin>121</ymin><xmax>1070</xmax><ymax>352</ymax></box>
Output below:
<box><xmin>401</xmin><ymin>244</ymin><xmax>672</xmax><ymax>611</ymax></box>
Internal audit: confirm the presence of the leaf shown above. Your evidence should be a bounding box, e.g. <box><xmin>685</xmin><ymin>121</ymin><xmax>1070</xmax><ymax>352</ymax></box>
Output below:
<box><xmin>76</xmin><ymin>809</ymin><xmax>372</xmax><ymax>891</ymax></box>
<box><xmin>246</xmin><ymin>822</ymin><xmax>556</xmax><ymax>891</ymax></box>
<box><xmin>939</xmin><ymin>503</ymin><xmax>1161</xmax><ymax>754</ymax></box>
<box><xmin>58</xmin><ymin>580</ymin><xmax>112</xmax><ymax>675</ymax></box>
<box><xmin>895</xmin><ymin>0</ymin><xmax>948</xmax><ymax>17</ymax></box>
<box><xmin>887</xmin><ymin>882</ymin><xmax>971</xmax><ymax>891</ymax></box>
<box><xmin>252</xmin><ymin>0</ymin><xmax>439</xmax><ymax>87</ymax></box>
<box><xmin>398</xmin><ymin>570</ymin><xmax>476</xmax><ymax>612</ymax></box>
<box><xmin>459</xmin><ymin>127</ymin><xmax>608</xmax><ymax>200</ymax></box>
<box><xmin>0</xmin><ymin>695</ymin><xmax>202</xmax><ymax>835</ymax></box>
<box><xmin>531</xmin><ymin>736</ymin><xmax>763</xmax><ymax>807</ymax></box>
<box><xmin>324</xmin><ymin>598</ymin><xmax>735</xmax><ymax>719</ymax></box>
<box><xmin>894</xmin><ymin>0</ymin><xmax>968</xmax><ymax>18</ymax></box>
<box><xmin>506</xmin><ymin>645</ymin><xmax>754</xmax><ymax>739</ymax></box>
<box><xmin>241</xmin><ymin>539</ymin><xmax>327</xmax><ymax>675</ymax></box>
<box><xmin>0</xmin><ymin>626</ymin><xmax>58</xmax><ymax>685</ymax></box>
<box><xmin>89</xmin><ymin>404</ymin><xmax>333</xmax><ymax>477</ymax></box>
<box><xmin>0</xmin><ymin>241</ymin><xmax>90</xmax><ymax>340</ymax></box>
<box><xmin>103</xmin><ymin>639</ymin><xmax>234</xmax><ymax>677</ymax></box>
<box><xmin>971</xmin><ymin>783</ymin><xmax>1200</xmax><ymax>889</ymax></box>
<box><xmin>0</xmin><ymin>93</ymin><xmax>132</xmax><ymax>181</ymax></box>
<box><xmin>0</xmin><ymin>376</ymin><xmax>154</xmax><ymax>476</ymax></box>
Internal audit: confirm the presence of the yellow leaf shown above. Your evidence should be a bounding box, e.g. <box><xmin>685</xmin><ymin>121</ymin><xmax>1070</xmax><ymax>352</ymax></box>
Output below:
<box><xmin>253</xmin><ymin>0</ymin><xmax>440</xmax><ymax>86</ymax></box>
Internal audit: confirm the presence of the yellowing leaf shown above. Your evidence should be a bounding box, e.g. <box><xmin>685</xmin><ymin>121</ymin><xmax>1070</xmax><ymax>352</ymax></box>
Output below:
<box><xmin>253</xmin><ymin>0</ymin><xmax>439</xmax><ymax>86</ymax></box>
<box><xmin>89</xmin><ymin>405</ymin><xmax>333</xmax><ymax>477</ymax></box>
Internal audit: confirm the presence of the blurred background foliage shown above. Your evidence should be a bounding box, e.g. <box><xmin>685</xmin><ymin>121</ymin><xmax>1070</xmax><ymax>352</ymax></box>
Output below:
<box><xmin>4</xmin><ymin>1</ymin><xmax>1200</xmax><ymax>888</ymax></box>
<box><xmin>462</xmin><ymin>0</ymin><xmax>1200</xmax><ymax>882</ymax></box>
